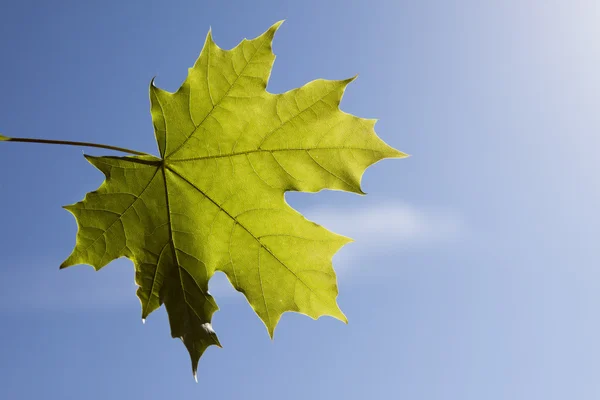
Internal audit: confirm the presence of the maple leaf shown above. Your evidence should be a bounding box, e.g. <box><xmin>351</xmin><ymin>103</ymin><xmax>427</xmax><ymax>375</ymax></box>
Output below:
<box><xmin>22</xmin><ymin>22</ymin><xmax>406</xmax><ymax>378</ymax></box>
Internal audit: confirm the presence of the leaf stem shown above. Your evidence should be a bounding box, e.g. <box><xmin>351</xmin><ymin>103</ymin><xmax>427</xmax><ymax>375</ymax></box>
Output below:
<box><xmin>0</xmin><ymin>134</ymin><xmax>151</xmax><ymax>156</ymax></box>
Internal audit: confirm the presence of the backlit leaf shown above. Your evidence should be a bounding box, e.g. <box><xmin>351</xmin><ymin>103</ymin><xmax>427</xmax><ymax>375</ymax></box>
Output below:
<box><xmin>60</xmin><ymin>22</ymin><xmax>406</xmax><ymax>377</ymax></box>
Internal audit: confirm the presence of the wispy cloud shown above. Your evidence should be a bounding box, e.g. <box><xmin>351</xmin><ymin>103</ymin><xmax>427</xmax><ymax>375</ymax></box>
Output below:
<box><xmin>301</xmin><ymin>202</ymin><xmax>463</xmax><ymax>246</ymax></box>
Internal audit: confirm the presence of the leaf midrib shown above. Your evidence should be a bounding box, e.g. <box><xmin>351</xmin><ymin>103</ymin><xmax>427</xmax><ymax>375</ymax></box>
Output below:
<box><xmin>165</xmin><ymin>165</ymin><xmax>331</xmax><ymax>304</ymax></box>
<box><xmin>161</xmin><ymin>166</ymin><xmax>216</xmax><ymax>318</ymax></box>
<box><xmin>166</xmin><ymin>34</ymin><xmax>271</xmax><ymax>159</ymax></box>
<box><xmin>169</xmin><ymin>147</ymin><xmax>386</xmax><ymax>163</ymax></box>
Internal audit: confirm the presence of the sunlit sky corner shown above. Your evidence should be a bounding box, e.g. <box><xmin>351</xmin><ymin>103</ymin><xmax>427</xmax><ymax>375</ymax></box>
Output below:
<box><xmin>1</xmin><ymin>1</ymin><xmax>599</xmax><ymax>399</ymax></box>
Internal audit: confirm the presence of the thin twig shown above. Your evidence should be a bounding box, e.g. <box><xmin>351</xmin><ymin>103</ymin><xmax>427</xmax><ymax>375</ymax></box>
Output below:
<box><xmin>1</xmin><ymin>135</ymin><xmax>152</xmax><ymax>156</ymax></box>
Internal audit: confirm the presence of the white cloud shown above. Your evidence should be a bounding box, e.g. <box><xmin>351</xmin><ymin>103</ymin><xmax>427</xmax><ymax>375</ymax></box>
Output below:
<box><xmin>301</xmin><ymin>202</ymin><xmax>463</xmax><ymax>246</ymax></box>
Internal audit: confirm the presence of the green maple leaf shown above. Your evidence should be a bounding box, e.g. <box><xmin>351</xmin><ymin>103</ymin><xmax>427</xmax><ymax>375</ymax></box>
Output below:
<box><xmin>4</xmin><ymin>22</ymin><xmax>406</xmax><ymax>378</ymax></box>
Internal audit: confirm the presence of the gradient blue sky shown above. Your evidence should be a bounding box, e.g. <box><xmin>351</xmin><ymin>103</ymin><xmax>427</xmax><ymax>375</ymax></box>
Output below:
<box><xmin>1</xmin><ymin>1</ymin><xmax>599</xmax><ymax>399</ymax></box>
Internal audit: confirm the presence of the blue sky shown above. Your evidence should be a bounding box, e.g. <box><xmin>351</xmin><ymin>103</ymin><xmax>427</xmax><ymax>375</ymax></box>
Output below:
<box><xmin>1</xmin><ymin>0</ymin><xmax>599</xmax><ymax>399</ymax></box>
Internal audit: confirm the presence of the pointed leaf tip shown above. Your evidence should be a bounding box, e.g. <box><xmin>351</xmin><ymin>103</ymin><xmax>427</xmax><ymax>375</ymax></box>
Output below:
<box><xmin>390</xmin><ymin>149</ymin><xmax>410</xmax><ymax>159</ymax></box>
<box><xmin>204</xmin><ymin>27</ymin><xmax>213</xmax><ymax>45</ymax></box>
<box><xmin>271</xmin><ymin>20</ymin><xmax>285</xmax><ymax>30</ymax></box>
<box><xmin>260</xmin><ymin>20</ymin><xmax>284</xmax><ymax>41</ymax></box>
